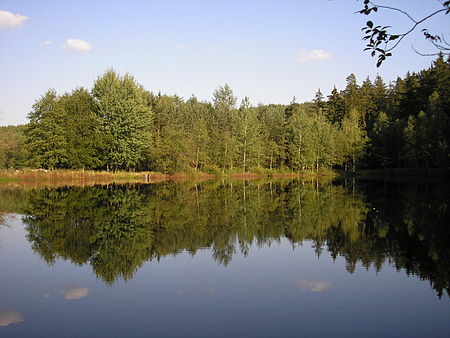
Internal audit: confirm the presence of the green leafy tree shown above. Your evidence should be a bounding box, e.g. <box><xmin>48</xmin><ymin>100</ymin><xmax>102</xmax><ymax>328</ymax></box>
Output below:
<box><xmin>341</xmin><ymin>109</ymin><xmax>368</xmax><ymax>172</ymax></box>
<box><xmin>181</xmin><ymin>96</ymin><xmax>211</xmax><ymax>171</ymax></box>
<box><xmin>149</xmin><ymin>94</ymin><xmax>187</xmax><ymax>173</ymax></box>
<box><xmin>24</xmin><ymin>89</ymin><xmax>68</xmax><ymax>169</ymax></box>
<box><xmin>210</xmin><ymin>84</ymin><xmax>239</xmax><ymax>172</ymax></box>
<box><xmin>257</xmin><ymin>104</ymin><xmax>287</xmax><ymax>170</ymax></box>
<box><xmin>92</xmin><ymin>69</ymin><xmax>152</xmax><ymax>171</ymax></box>
<box><xmin>286</xmin><ymin>108</ymin><xmax>317</xmax><ymax>171</ymax></box>
<box><xmin>59</xmin><ymin>88</ymin><xmax>103</xmax><ymax>169</ymax></box>
<box><xmin>0</xmin><ymin>125</ymin><xmax>26</xmax><ymax>169</ymax></box>
<box><xmin>237</xmin><ymin>97</ymin><xmax>261</xmax><ymax>171</ymax></box>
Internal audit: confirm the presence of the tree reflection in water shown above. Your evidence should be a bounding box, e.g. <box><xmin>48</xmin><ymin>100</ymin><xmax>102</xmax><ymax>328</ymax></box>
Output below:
<box><xmin>1</xmin><ymin>178</ymin><xmax>448</xmax><ymax>297</ymax></box>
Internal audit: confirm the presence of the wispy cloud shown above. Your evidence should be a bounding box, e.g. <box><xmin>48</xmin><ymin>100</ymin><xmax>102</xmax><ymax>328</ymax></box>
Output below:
<box><xmin>60</xmin><ymin>287</ymin><xmax>90</xmax><ymax>300</ymax></box>
<box><xmin>0</xmin><ymin>310</ymin><xmax>25</xmax><ymax>327</ymax></box>
<box><xmin>63</xmin><ymin>39</ymin><xmax>92</xmax><ymax>52</ymax></box>
<box><xmin>298</xmin><ymin>278</ymin><xmax>331</xmax><ymax>292</ymax></box>
<box><xmin>0</xmin><ymin>10</ymin><xmax>28</xmax><ymax>29</ymax></box>
<box><xmin>294</xmin><ymin>49</ymin><xmax>332</xmax><ymax>63</ymax></box>
<box><xmin>40</xmin><ymin>40</ymin><xmax>53</xmax><ymax>47</ymax></box>
<box><xmin>175</xmin><ymin>43</ymin><xmax>185</xmax><ymax>50</ymax></box>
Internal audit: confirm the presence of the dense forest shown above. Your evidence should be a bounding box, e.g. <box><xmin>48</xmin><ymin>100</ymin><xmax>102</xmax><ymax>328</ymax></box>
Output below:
<box><xmin>1</xmin><ymin>179</ymin><xmax>448</xmax><ymax>297</ymax></box>
<box><xmin>1</xmin><ymin>56</ymin><xmax>449</xmax><ymax>173</ymax></box>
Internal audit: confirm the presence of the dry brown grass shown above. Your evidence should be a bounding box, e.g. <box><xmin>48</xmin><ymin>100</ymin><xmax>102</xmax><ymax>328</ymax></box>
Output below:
<box><xmin>0</xmin><ymin>168</ymin><xmax>337</xmax><ymax>188</ymax></box>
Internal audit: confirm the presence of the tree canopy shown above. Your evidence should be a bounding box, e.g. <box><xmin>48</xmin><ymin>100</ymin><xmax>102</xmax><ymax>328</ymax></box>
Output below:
<box><xmin>1</xmin><ymin>56</ymin><xmax>449</xmax><ymax>172</ymax></box>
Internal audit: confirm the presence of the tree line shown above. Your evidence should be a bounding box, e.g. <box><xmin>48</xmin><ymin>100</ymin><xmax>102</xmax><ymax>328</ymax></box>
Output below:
<box><xmin>1</xmin><ymin>55</ymin><xmax>449</xmax><ymax>173</ymax></box>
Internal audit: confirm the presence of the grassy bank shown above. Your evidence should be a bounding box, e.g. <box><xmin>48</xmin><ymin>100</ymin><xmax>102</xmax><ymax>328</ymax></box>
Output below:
<box><xmin>0</xmin><ymin>168</ymin><xmax>337</xmax><ymax>185</ymax></box>
<box><xmin>0</xmin><ymin>169</ymin><xmax>155</xmax><ymax>185</ymax></box>
<box><xmin>0</xmin><ymin>169</ymin><xmax>144</xmax><ymax>180</ymax></box>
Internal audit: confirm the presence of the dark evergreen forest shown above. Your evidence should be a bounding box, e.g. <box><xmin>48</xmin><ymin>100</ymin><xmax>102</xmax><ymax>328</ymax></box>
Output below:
<box><xmin>1</xmin><ymin>56</ymin><xmax>449</xmax><ymax>173</ymax></box>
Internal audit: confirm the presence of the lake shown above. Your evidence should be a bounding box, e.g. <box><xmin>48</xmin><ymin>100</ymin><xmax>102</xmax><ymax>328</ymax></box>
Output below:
<box><xmin>0</xmin><ymin>178</ymin><xmax>449</xmax><ymax>337</ymax></box>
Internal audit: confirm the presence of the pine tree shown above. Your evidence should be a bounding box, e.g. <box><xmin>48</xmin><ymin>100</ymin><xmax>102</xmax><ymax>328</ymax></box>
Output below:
<box><xmin>326</xmin><ymin>87</ymin><xmax>347</xmax><ymax>126</ymax></box>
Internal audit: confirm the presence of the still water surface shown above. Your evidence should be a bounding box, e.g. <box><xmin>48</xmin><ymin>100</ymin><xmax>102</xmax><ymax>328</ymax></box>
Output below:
<box><xmin>0</xmin><ymin>179</ymin><xmax>449</xmax><ymax>337</ymax></box>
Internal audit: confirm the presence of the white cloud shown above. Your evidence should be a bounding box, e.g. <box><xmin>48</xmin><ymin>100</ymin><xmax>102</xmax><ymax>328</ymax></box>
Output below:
<box><xmin>40</xmin><ymin>40</ymin><xmax>53</xmax><ymax>47</ymax></box>
<box><xmin>60</xmin><ymin>287</ymin><xmax>90</xmax><ymax>300</ymax></box>
<box><xmin>294</xmin><ymin>49</ymin><xmax>332</xmax><ymax>62</ymax></box>
<box><xmin>0</xmin><ymin>10</ymin><xmax>28</xmax><ymax>29</ymax></box>
<box><xmin>298</xmin><ymin>278</ymin><xmax>331</xmax><ymax>292</ymax></box>
<box><xmin>0</xmin><ymin>310</ymin><xmax>25</xmax><ymax>327</ymax></box>
<box><xmin>63</xmin><ymin>39</ymin><xmax>92</xmax><ymax>52</ymax></box>
<box><xmin>175</xmin><ymin>43</ymin><xmax>185</xmax><ymax>49</ymax></box>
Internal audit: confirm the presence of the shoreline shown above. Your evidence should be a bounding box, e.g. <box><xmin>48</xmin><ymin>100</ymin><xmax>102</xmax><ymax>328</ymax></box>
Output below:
<box><xmin>0</xmin><ymin>169</ymin><xmax>337</xmax><ymax>186</ymax></box>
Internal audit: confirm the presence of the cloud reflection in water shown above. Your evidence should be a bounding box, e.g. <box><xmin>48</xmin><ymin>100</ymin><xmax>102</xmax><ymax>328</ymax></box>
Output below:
<box><xmin>298</xmin><ymin>278</ymin><xmax>331</xmax><ymax>292</ymax></box>
<box><xmin>0</xmin><ymin>310</ymin><xmax>25</xmax><ymax>327</ymax></box>
<box><xmin>60</xmin><ymin>288</ymin><xmax>90</xmax><ymax>300</ymax></box>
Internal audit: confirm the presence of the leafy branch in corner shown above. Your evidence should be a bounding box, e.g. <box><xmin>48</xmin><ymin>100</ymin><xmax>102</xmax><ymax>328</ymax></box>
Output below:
<box><xmin>358</xmin><ymin>0</ymin><xmax>450</xmax><ymax>67</ymax></box>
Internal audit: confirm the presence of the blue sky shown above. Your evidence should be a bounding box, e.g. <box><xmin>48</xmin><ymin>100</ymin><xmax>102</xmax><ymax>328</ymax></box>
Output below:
<box><xmin>0</xmin><ymin>0</ymin><xmax>448</xmax><ymax>126</ymax></box>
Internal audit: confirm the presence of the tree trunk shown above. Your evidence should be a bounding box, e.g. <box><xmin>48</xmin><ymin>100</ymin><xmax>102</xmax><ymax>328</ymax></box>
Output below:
<box><xmin>195</xmin><ymin>183</ymin><xmax>199</xmax><ymax>207</ymax></box>
<box><xmin>195</xmin><ymin>146</ymin><xmax>200</xmax><ymax>171</ymax></box>
<box><xmin>222</xmin><ymin>142</ymin><xmax>227</xmax><ymax>175</ymax></box>
<box><xmin>243</xmin><ymin>140</ymin><xmax>247</xmax><ymax>173</ymax></box>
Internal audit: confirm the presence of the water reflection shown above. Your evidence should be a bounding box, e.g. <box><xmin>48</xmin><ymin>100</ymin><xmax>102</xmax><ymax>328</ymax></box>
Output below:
<box><xmin>298</xmin><ymin>278</ymin><xmax>332</xmax><ymax>292</ymax></box>
<box><xmin>0</xmin><ymin>178</ymin><xmax>448</xmax><ymax>298</ymax></box>
<box><xmin>60</xmin><ymin>288</ymin><xmax>90</xmax><ymax>300</ymax></box>
<box><xmin>0</xmin><ymin>310</ymin><xmax>25</xmax><ymax>327</ymax></box>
